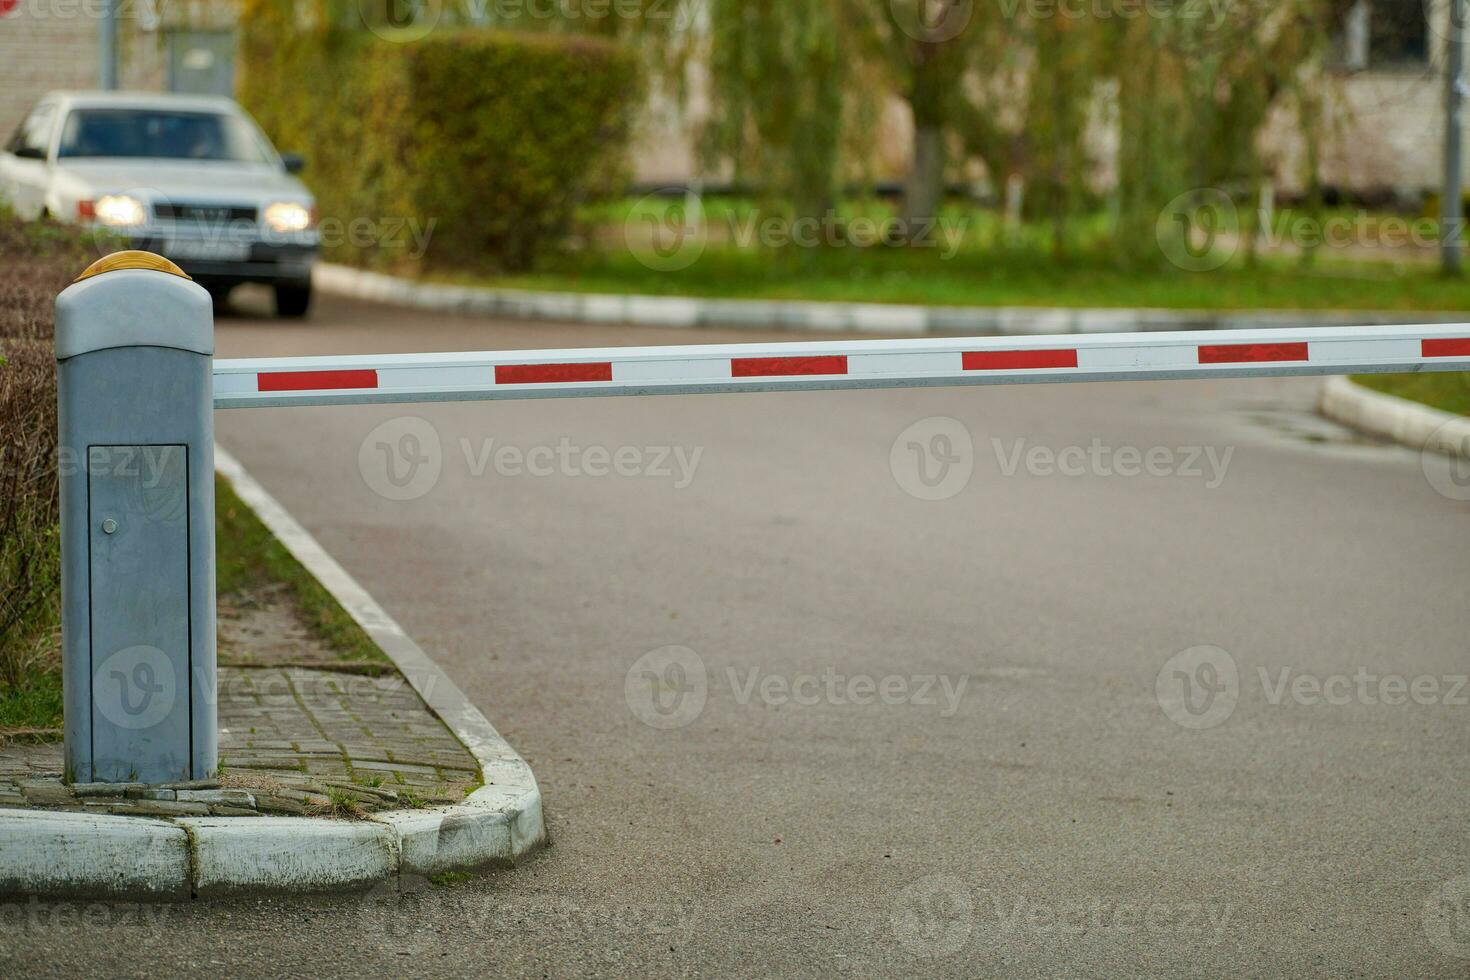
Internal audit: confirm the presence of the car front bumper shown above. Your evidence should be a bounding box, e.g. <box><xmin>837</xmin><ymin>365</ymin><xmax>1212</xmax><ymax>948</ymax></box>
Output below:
<box><xmin>125</xmin><ymin>234</ymin><xmax>319</xmax><ymax>286</ymax></box>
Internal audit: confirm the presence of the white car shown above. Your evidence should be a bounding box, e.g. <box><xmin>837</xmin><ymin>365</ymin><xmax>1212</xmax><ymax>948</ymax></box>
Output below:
<box><xmin>0</xmin><ymin>91</ymin><xmax>319</xmax><ymax>318</ymax></box>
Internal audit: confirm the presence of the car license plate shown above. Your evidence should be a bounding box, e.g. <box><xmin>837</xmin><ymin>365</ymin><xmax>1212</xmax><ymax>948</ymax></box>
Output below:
<box><xmin>166</xmin><ymin>239</ymin><xmax>251</xmax><ymax>262</ymax></box>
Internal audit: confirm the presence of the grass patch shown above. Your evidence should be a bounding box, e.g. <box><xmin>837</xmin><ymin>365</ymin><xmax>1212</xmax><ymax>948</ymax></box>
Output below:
<box><xmin>440</xmin><ymin>247</ymin><xmax>1470</xmax><ymax>312</ymax></box>
<box><xmin>315</xmin><ymin>786</ymin><xmax>369</xmax><ymax>820</ymax></box>
<box><xmin>215</xmin><ymin>475</ymin><xmax>387</xmax><ymax>668</ymax></box>
<box><xmin>429</xmin><ymin>870</ymin><xmax>477</xmax><ymax>887</ymax></box>
<box><xmin>424</xmin><ymin>199</ymin><xmax>1470</xmax><ymax>313</ymax></box>
<box><xmin>1353</xmin><ymin>373</ymin><xmax>1470</xmax><ymax>416</ymax></box>
<box><xmin>0</xmin><ymin>670</ymin><xmax>62</xmax><ymax>735</ymax></box>
<box><xmin>0</xmin><ymin>476</ymin><xmax>389</xmax><ymax>734</ymax></box>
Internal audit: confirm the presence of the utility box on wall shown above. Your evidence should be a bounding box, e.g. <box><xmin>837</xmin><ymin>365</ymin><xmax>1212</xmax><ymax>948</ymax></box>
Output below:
<box><xmin>55</xmin><ymin>253</ymin><xmax>217</xmax><ymax>784</ymax></box>
<box><xmin>165</xmin><ymin>30</ymin><xmax>236</xmax><ymax>97</ymax></box>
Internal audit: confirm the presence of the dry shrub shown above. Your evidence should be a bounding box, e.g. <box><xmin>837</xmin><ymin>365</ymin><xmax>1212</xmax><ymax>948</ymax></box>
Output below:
<box><xmin>0</xmin><ymin>210</ymin><xmax>107</xmax><ymax>690</ymax></box>
<box><xmin>0</xmin><ymin>339</ymin><xmax>59</xmax><ymax>687</ymax></box>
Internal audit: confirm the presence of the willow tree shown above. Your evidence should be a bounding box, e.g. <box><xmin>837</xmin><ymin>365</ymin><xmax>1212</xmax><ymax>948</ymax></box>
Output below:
<box><xmin>692</xmin><ymin>0</ymin><xmax>1023</xmax><ymax>237</ymax></box>
<box><xmin>868</xmin><ymin>1</ymin><xmax>992</xmax><ymax>231</ymax></box>
<box><xmin>846</xmin><ymin>0</ymin><xmax>1019</xmax><ymax>236</ymax></box>
<box><xmin>556</xmin><ymin>0</ymin><xmax>1336</xmax><ymax>262</ymax></box>
<box><xmin>702</xmin><ymin>0</ymin><xmax>847</xmax><ymax>222</ymax></box>
<box><xmin>565</xmin><ymin>0</ymin><xmax>1057</xmax><ymax>242</ymax></box>
<box><xmin>1107</xmin><ymin>0</ymin><xmax>1335</xmax><ymax>265</ymax></box>
<box><xmin>1006</xmin><ymin>10</ymin><xmax>1100</xmax><ymax>258</ymax></box>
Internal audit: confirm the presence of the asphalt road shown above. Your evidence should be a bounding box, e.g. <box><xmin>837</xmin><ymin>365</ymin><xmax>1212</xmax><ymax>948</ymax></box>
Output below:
<box><xmin>7</xmin><ymin>288</ymin><xmax>1470</xmax><ymax>977</ymax></box>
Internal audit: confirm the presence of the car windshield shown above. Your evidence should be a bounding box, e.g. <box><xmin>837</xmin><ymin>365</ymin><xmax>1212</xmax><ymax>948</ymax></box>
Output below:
<box><xmin>56</xmin><ymin>109</ymin><xmax>273</xmax><ymax>164</ymax></box>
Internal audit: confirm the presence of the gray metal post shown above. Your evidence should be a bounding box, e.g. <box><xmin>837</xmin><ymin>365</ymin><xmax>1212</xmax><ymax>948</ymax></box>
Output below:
<box><xmin>99</xmin><ymin>0</ymin><xmax>118</xmax><ymax>90</ymax></box>
<box><xmin>1444</xmin><ymin>0</ymin><xmax>1466</xmax><ymax>274</ymax></box>
<box><xmin>55</xmin><ymin>252</ymin><xmax>217</xmax><ymax>785</ymax></box>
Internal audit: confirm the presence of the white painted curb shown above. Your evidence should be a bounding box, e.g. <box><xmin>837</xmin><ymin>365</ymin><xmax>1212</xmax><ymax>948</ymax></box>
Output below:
<box><xmin>1320</xmin><ymin>376</ymin><xmax>1470</xmax><ymax>458</ymax></box>
<box><xmin>183</xmin><ymin>817</ymin><xmax>398</xmax><ymax>898</ymax></box>
<box><xmin>0</xmin><ymin>450</ymin><xmax>545</xmax><ymax>900</ymax></box>
<box><xmin>314</xmin><ymin>262</ymin><xmax>1468</xmax><ymax>336</ymax></box>
<box><xmin>212</xmin><ymin>446</ymin><xmax>547</xmax><ymax>882</ymax></box>
<box><xmin>0</xmin><ymin>809</ymin><xmax>190</xmax><ymax>900</ymax></box>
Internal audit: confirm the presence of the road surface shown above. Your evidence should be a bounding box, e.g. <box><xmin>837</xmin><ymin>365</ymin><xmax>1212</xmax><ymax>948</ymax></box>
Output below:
<box><xmin>7</xmin><ymin>288</ymin><xmax>1470</xmax><ymax>977</ymax></box>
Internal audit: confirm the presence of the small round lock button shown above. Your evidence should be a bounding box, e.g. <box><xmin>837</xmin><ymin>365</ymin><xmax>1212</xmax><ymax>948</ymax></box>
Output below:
<box><xmin>101</xmin><ymin>518</ymin><xmax>118</xmax><ymax>535</ymax></box>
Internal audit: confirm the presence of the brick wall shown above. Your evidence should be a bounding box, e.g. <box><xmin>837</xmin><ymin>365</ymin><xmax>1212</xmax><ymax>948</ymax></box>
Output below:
<box><xmin>0</xmin><ymin>4</ymin><xmax>100</xmax><ymax>141</ymax></box>
<box><xmin>1263</xmin><ymin>71</ymin><xmax>1455</xmax><ymax>200</ymax></box>
<box><xmin>0</xmin><ymin>2</ymin><xmax>215</xmax><ymax>144</ymax></box>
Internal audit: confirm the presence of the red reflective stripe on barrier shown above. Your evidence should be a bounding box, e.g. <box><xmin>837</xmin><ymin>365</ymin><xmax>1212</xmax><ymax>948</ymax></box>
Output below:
<box><xmin>963</xmin><ymin>349</ymin><xmax>1078</xmax><ymax>371</ymax></box>
<box><xmin>1197</xmin><ymin>343</ymin><xmax>1309</xmax><ymax>364</ymax></box>
<box><xmin>495</xmin><ymin>362</ymin><xmax>613</xmax><ymax>384</ymax></box>
<box><xmin>731</xmin><ymin>356</ymin><xmax>849</xmax><ymax>377</ymax></box>
<box><xmin>257</xmin><ymin>369</ymin><xmax>378</xmax><ymax>392</ymax></box>
<box><xmin>1422</xmin><ymin>338</ymin><xmax>1470</xmax><ymax>358</ymax></box>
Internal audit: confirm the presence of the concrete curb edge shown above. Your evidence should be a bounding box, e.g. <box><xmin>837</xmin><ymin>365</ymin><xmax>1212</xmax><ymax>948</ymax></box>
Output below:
<box><xmin>211</xmin><ymin>446</ymin><xmax>547</xmax><ymax>884</ymax></box>
<box><xmin>314</xmin><ymin>262</ymin><xmax>1469</xmax><ymax>336</ymax></box>
<box><xmin>0</xmin><ymin>809</ymin><xmax>191</xmax><ymax>900</ymax></box>
<box><xmin>0</xmin><ymin>450</ymin><xmax>546</xmax><ymax>900</ymax></box>
<box><xmin>1319</xmin><ymin>376</ymin><xmax>1470</xmax><ymax>459</ymax></box>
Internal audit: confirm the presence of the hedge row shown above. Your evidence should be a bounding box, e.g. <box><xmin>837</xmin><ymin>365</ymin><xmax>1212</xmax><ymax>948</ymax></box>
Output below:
<box><xmin>0</xmin><ymin>211</ymin><xmax>104</xmax><ymax>723</ymax></box>
<box><xmin>238</xmin><ymin>1</ymin><xmax>641</xmax><ymax>272</ymax></box>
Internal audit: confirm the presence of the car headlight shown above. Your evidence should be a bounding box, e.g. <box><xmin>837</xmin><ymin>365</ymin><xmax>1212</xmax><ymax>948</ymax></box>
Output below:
<box><xmin>92</xmin><ymin>194</ymin><xmax>148</xmax><ymax>227</ymax></box>
<box><xmin>263</xmin><ymin>202</ymin><xmax>313</xmax><ymax>233</ymax></box>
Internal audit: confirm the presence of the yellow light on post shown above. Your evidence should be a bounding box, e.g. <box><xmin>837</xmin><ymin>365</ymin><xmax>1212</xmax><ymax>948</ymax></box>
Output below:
<box><xmin>73</xmin><ymin>251</ymin><xmax>192</xmax><ymax>283</ymax></box>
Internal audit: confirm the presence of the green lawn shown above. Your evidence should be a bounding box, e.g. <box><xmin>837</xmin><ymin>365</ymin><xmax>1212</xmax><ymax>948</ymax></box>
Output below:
<box><xmin>0</xmin><ymin>476</ymin><xmax>386</xmax><ymax>736</ymax></box>
<box><xmin>1353</xmin><ymin>373</ymin><xmax>1470</xmax><ymax>416</ymax></box>
<box><xmin>425</xmin><ymin>198</ymin><xmax>1470</xmax><ymax>313</ymax></box>
<box><xmin>215</xmin><ymin>476</ymin><xmax>388</xmax><ymax>669</ymax></box>
<box><xmin>0</xmin><ymin>674</ymin><xmax>62</xmax><ymax>740</ymax></box>
<box><xmin>442</xmin><ymin>249</ymin><xmax>1470</xmax><ymax>311</ymax></box>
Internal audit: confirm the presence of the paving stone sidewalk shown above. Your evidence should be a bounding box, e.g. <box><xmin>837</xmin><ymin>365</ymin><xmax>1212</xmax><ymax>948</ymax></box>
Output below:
<box><xmin>0</xmin><ymin>663</ymin><xmax>479</xmax><ymax>818</ymax></box>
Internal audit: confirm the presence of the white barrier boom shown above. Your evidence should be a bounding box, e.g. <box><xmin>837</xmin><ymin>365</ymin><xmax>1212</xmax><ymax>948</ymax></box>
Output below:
<box><xmin>213</xmin><ymin>323</ymin><xmax>1470</xmax><ymax>409</ymax></box>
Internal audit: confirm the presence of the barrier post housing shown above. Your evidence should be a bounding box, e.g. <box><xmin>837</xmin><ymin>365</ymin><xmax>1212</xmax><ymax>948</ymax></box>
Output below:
<box><xmin>54</xmin><ymin>253</ymin><xmax>217</xmax><ymax>784</ymax></box>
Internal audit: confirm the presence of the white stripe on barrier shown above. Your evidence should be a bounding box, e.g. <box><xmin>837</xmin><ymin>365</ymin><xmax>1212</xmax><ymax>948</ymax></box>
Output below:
<box><xmin>212</xmin><ymin>323</ymin><xmax>1470</xmax><ymax>409</ymax></box>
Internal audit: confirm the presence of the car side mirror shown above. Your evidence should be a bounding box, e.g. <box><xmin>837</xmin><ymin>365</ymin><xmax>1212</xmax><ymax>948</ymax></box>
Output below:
<box><xmin>13</xmin><ymin>146</ymin><xmax>46</xmax><ymax>161</ymax></box>
<box><xmin>281</xmin><ymin>153</ymin><xmax>305</xmax><ymax>174</ymax></box>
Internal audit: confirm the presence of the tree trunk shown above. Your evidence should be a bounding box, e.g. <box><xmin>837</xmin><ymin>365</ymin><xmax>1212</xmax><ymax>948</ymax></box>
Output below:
<box><xmin>902</xmin><ymin>124</ymin><xmax>945</xmax><ymax>238</ymax></box>
<box><xmin>893</xmin><ymin>28</ymin><xmax>952</xmax><ymax>245</ymax></box>
<box><xmin>900</xmin><ymin>36</ymin><xmax>948</xmax><ymax>243</ymax></box>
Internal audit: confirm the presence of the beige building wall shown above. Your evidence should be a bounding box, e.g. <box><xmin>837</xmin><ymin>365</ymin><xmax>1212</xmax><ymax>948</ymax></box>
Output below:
<box><xmin>0</xmin><ymin>3</ymin><xmax>101</xmax><ymax>141</ymax></box>
<box><xmin>0</xmin><ymin>0</ymin><xmax>231</xmax><ymax>142</ymax></box>
<box><xmin>628</xmin><ymin>5</ymin><xmax>1459</xmax><ymax>203</ymax></box>
<box><xmin>1263</xmin><ymin>70</ymin><xmax>1450</xmax><ymax>200</ymax></box>
<box><xmin>632</xmin><ymin>67</ymin><xmax>1455</xmax><ymax>201</ymax></box>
